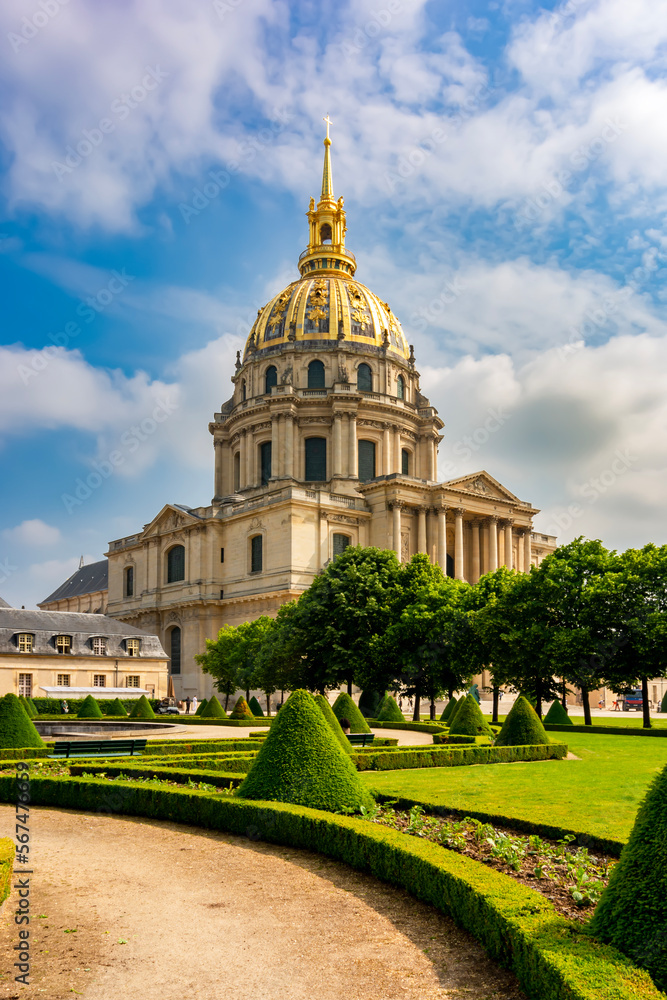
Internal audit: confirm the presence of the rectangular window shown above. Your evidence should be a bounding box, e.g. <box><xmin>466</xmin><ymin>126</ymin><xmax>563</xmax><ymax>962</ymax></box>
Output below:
<box><xmin>169</xmin><ymin>627</ymin><xmax>181</xmax><ymax>675</ymax></box>
<box><xmin>358</xmin><ymin>440</ymin><xmax>376</xmax><ymax>482</ymax></box>
<box><xmin>125</xmin><ymin>566</ymin><xmax>134</xmax><ymax>597</ymax></box>
<box><xmin>93</xmin><ymin>675</ymin><xmax>106</xmax><ymax>687</ymax></box>
<box><xmin>251</xmin><ymin>534</ymin><xmax>263</xmax><ymax>573</ymax></box>
<box><xmin>92</xmin><ymin>637</ymin><xmax>107</xmax><ymax>655</ymax></box>
<box><xmin>18</xmin><ymin>674</ymin><xmax>32</xmax><ymax>697</ymax></box>
<box><xmin>17</xmin><ymin>633</ymin><xmax>33</xmax><ymax>653</ymax></box>
<box><xmin>305</xmin><ymin>437</ymin><xmax>327</xmax><ymax>481</ymax></box>
<box><xmin>401</xmin><ymin>448</ymin><xmax>410</xmax><ymax>476</ymax></box>
<box><xmin>55</xmin><ymin>634</ymin><xmax>71</xmax><ymax>654</ymax></box>
<box><xmin>220</xmin><ymin>547</ymin><xmax>224</xmax><ymax>563</ymax></box>
<box><xmin>126</xmin><ymin>638</ymin><xmax>140</xmax><ymax>657</ymax></box>
<box><xmin>260</xmin><ymin>441</ymin><xmax>272</xmax><ymax>486</ymax></box>
<box><xmin>126</xmin><ymin>676</ymin><xmax>140</xmax><ymax>688</ymax></box>
<box><xmin>333</xmin><ymin>533</ymin><xmax>350</xmax><ymax>558</ymax></box>
<box><xmin>57</xmin><ymin>674</ymin><xmax>70</xmax><ymax>687</ymax></box>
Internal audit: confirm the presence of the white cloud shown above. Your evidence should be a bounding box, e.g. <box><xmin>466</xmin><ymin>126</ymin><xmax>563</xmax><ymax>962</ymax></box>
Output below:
<box><xmin>2</xmin><ymin>519</ymin><xmax>61</xmax><ymax>546</ymax></box>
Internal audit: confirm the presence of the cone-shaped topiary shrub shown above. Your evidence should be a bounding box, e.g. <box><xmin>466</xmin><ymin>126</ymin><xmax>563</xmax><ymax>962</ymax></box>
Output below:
<box><xmin>440</xmin><ymin>697</ymin><xmax>457</xmax><ymax>722</ymax></box>
<box><xmin>660</xmin><ymin>691</ymin><xmax>667</xmax><ymax>714</ymax></box>
<box><xmin>19</xmin><ymin>696</ymin><xmax>35</xmax><ymax>719</ymax></box>
<box><xmin>77</xmin><ymin>694</ymin><xmax>103</xmax><ymax>719</ymax></box>
<box><xmin>314</xmin><ymin>694</ymin><xmax>353</xmax><ymax>754</ymax></box>
<box><xmin>543</xmin><ymin>700</ymin><xmax>573</xmax><ymax>725</ymax></box>
<box><xmin>446</xmin><ymin>696</ymin><xmax>465</xmax><ymax>726</ymax></box>
<box><xmin>27</xmin><ymin>697</ymin><xmax>39</xmax><ymax>717</ymax></box>
<box><xmin>358</xmin><ymin>689</ymin><xmax>385</xmax><ymax>718</ymax></box>
<box><xmin>495</xmin><ymin>695</ymin><xmax>550</xmax><ymax>746</ymax></box>
<box><xmin>332</xmin><ymin>692</ymin><xmax>371</xmax><ymax>734</ymax></box>
<box><xmin>449</xmin><ymin>695</ymin><xmax>494</xmax><ymax>738</ymax></box>
<box><xmin>376</xmin><ymin>695</ymin><xmax>405</xmax><ymax>723</ymax></box>
<box><xmin>248</xmin><ymin>696</ymin><xmax>264</xmax><ymax>717</ymax></box>
<box><xmin>590</xmin><ymin>760</ymin><xmax>667</xmax><ymax>991</ymax></box>
<box><xmin>195</xmin><ymin>698</ymin><xmax>208</xmax><ymax>716</ymax></box>
<box><xmin>237</xmin><ymin>689</ymin><xmax>374</xmax><ymax>812</ymax></box>
<box><xmin>201</xmin><ymin>695</ymin><xmax>227</xmax><ymax>718</ymax></box>
<box><xmin>230</xmin><ymin>696</ymin><xmax>254</xmax><ymax>720</ymax></box>
<box><xmin>128</xmin><ymin>695</ymin><xmax>156</xmax><ymax>720</ymax></box>
<box><xmin>106</xmin><ymin>697</ymin><xmax>128</xmax><ymax>717</ymax></box>
<box><xmin>0</xmin><ymin>694</ymin><xmax>46</xmax><ymax>750</ymax></box>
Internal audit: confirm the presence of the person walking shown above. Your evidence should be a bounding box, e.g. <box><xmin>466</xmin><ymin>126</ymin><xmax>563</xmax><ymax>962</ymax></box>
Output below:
<box><xmin>192</xmin><ymin>695</ymin><xmax>198</xmax><ymax>714</ymax></box>
<box><xmin>185</xmin><ymin>695</ymin><xmax>191</xmax><ymax>714</ymax></box>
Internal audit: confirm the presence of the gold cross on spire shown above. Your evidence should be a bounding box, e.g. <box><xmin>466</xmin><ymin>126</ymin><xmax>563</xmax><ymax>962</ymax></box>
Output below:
<box><xmin>323</xmin><ymin>115</ymin><xmax>332</xmax><ymax>140</ymax></box>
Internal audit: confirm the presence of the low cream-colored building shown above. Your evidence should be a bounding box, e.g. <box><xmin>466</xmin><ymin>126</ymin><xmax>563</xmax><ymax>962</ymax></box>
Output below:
<box><xmin>40</xmin><ymin>129</ymin><xmax>556</xmax><ymax>700</ymax></box>
<box><xmin>0</xmin><ymin>607</ymin><xmax>168</xmax><ymax>700</ymax></box>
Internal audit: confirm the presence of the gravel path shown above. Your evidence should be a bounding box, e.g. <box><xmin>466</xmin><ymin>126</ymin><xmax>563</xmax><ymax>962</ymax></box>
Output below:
<box><xmin>0</xmin><ymin>806</ymin><xmax>525</xmax><ymax>1000</ymax></box>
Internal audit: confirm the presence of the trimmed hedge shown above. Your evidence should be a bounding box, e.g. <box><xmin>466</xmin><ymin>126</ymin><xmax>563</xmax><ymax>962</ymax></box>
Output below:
<box><xmin>368</xmin><ymin>720</ymin><xmax>448</xmax><ymax>734</ymax></box>
<box><xmin>0</xmin><ymin>774</ymin><xmax>660</xmax><ymax>1000</ymax></box>
<box><xmin>0</xmin><ymin>836</ymin><xmax>13</xmax><ymax>907</ymax></box>
<box><xmin>129</xmin><ymin>695</ymin><xmax>156</xmax><ymax>721</ymax></box>
<box><xmin>0</xmin><ymin>747</ymin><xmax>53</xmax><ymax>760</ymax></box>
<box><xmin>313</xmin><ymin>694</ymin><xmax>353</xmax><ymax>755</ymax></box>
<box><xmin>496</xmin><ymin>696</ymin><xmax>550</xmax><ymax>747</ymax></box>
<box><xmin>106</xmin><ymin>698</ymin><xmax>128</xmax><ymax>717</ymax></box>
<box><xmin>195</xmin><ymin>698</ymin><xmax>208</xmax><ymax>716</ymax></box>
<box><xmin>449</xmin><ymin>695</ymin><xmax>494</xmax><ymax>739</ymax></box>
<box><xmin>440</xmin><ymin>697</ymin><xmax>457</xmax><ymax>723</ymax></box>
<box><xmin>69</xmin><ymin>763</ymin><xmax>244</xmax><ymax>789</ymax></box>
<box><xmin>230</xmin><ymin>696</ymin><xmax>254</xmax><ymax>720</ymax></box>
<box><xmin>353</xmin><ymin>743</ymin><xmax>568</xmax><ymax>772</ymax></box>
<box><xmin>77</xmin><ymin>695</ymin><xmax>103</xmax><ymax>719</ymax></box>
<box><xmin>358</xmin><ymin>689</ymin><xmax>385</xmax><ymax>718</ymax></box>
<box><xmin>248</xmin><ymin>696</ymin><xmax>264</xmax><ymax>717</ymax></box>
<box><xmin>543</xmin><ymin>701</ymin><xmax>573</xmax><ymax>725</ymax></box>
<box><xmin>544</xmin><ymin>724</ymin><xmax>667</xmax><ymax>738</ymax></box>
<box><xmin>32</xmin><ymin>697</ymin><xmax>161</xmax><ymax>714</ymax></box>
<box><xmin>376</xmin><ymin>695</ymin><xmax>405</xmax><ymax>724</ymax></box>
<box><xmin>200</xmin><ymin>695</ymin><xmax>227</xmax><ymax>719</ymax></box>
<box><xmin>661</xmin><ymin>692</ymin><xmax>667</xmax><ymax>714</ymax></box>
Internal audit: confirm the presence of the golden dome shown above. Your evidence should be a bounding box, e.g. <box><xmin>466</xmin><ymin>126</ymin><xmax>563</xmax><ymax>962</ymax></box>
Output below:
<box><xmin>243</xmin><ymin>274</ymin><xmax>410</xmax><ymax>360</ymax></box>
<box><xmin>243</xmin><ymin>121</ymin><xmax>411</xmax><ymax>363</ymax></box>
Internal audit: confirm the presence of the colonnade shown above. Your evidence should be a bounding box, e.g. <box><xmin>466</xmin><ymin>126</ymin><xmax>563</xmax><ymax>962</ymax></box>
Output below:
<box><xmin>388</xmin><ymin>504</ymin><xmax>532</xmax><ymax>581</ymax></box>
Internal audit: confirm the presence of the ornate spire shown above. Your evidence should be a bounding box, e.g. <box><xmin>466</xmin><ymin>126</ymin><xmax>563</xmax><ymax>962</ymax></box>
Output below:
<box><xmin>321</xmin><ymin>115</ymin><xmax>334</xmax><ymax>201</ymax></box>
<box><xmin>300</xmin><ymin>119</ymin><xmax>356</xmax><ymax>277</ymax></box>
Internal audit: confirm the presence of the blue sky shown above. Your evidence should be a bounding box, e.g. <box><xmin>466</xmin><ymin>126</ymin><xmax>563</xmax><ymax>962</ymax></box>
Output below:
<box><xmin>1</xmin><ymin>0</ymin><xmax>667</xmax><ymax>609</ymax></box>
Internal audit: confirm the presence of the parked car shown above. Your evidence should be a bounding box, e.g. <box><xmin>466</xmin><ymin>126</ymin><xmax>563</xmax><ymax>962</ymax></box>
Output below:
<box><xmin>622</xmin><ymin>689</ymin><xmax>643</xmax><ymax>711</ymax></box>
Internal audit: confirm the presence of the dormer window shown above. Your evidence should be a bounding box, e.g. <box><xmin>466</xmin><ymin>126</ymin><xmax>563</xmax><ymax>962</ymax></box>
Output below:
<box><xmin>55</xmin><ymin>634</ymin><xmax>71</xmax><ymax>654</ymax></box>
<box><xmin>126</xmin><ymin>638</ymin><xmax>140</xmax><ymax>657</ymax></box>
<box><xmin>17</xmin><ymin>633</ymin><xmax>33</xmax><ymax>653</ymax></box>
<box><xmin>92</xmin><ymin>637</ymin><xmax>107</xmax><ymax>655</ymax></box>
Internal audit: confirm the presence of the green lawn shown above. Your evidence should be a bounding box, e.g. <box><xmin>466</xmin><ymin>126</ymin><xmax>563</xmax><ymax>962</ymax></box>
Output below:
<box><xmin>361</xmin><ymin>731</ymin><xmax>667</xmax><ymax>845</ymax></box>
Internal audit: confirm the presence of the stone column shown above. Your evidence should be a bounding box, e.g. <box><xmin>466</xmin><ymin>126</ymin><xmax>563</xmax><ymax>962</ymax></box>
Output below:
<box><xmin>393</xmin><ymin>428</ymin><xmax>401</xmax><ymax>474</ymax></box>
<box><xmin>426</xmin><ymin>507</ymin><xmax>437</xmax><ymax>563</ymax></box>
<box><xmin>425</xmin><ymin>436</ymin><xmax>435</xmax><ymax>480</ymax></box>
<box><xmin>471</xmin><ymin>519</ymin><xmax>481</xmax><ymax>583</ymax></box>
<box><xmin>455</xmin><ymin>507</ymin><xmax>465</xmax><ymax>581</ymax></box>
<box><xmin>239</xmin><ymin>429</ymin><xmax>247</xmax><ymax>488</ymax></box>
<box><xmin>213</xmin><ymin>439</ymin><xmax>224</xmax><ymax>498</ymax></box>
<box><xmin>333</xmin><ymin>412</ymin><xmax>343</xmax><ymax>477</ymax></box>
<box><xmin>417</xmin><ymin>507</ymin><xmax>427</xmax><ymax>553</ymax></box>
<box><xmin>246</xmin><ymin>427</ymin><xmax>254</xmax><ymax>486</ymax></box>
<box><xmin>488</xmin><ymin>516</ymin><xmax>498</xmax><ymax>572</ymax></box>
<box><xmin>391</xmin><ymin>502</ymin><xmax>401</xmax><ymax>557</ymax></box>
<box><xmin>271</xmin><ymin>415</ymin><xmax>279</xmax><ymax>481</ymax></box>
<box><xmin>284</xmin><ymin>412</ymin><xmax>294</xmax><ymax>479</ymax></box>
<box><xmin>437</xmin><ymin>506</ymin><xmax>447</xmax><ymax>573</ymax></box>
<box><xmin>319</xmin><ymin>511</ymin><xmax>328</xmax><ymax>568</ymax></box>
<box><xmin>524</xmin><ymin>529</ymin><xmax>532</xmax><ymax>572</ymax></box>
<box><xmin>383</xmin><ymin>423</ymin><xmax>391</xmax><ymax>476</ymax></box>
<box><xmin>348</xmin><ymin>413</ymin><xmax>358</xmax><ymax>477</ymax></box>
<box><xmin>504</xmin><ymin>520</ymin><xmax>513</xmax><ymax>569</ymax></box>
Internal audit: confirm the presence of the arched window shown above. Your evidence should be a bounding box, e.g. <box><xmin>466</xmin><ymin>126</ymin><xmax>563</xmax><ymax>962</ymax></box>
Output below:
<box><xmin>250</xmin><ymin>535</ymin><xmax>263</xmax><ymax>573</ymax></box>
<box><xmin>307</xmin><ymin>359</ymin><xmax>325</xmax><ymax>389</ymax></box>
<box><xmin>265</xmin><ymin>365</ymin><xmax>278</xmax><ymax>394</ymax></box>
<box><xmin>233</xmin><ymin>452</ymin><xmax>240</xmax><ymax>492</ymax></box>
<box><xmin>241</xmin><ymin>379</ymin><xmax>247</xmax><ymax>401</ymax></box>
<box><xmin>169</xmin><ymin>627</ymin><xmax>181</xmax><ymax>675</ymax></box>
<box><xmin>167</xmin><ymin>545</ymin><xmax>185</xmax><ymax>583</ymax></box>
<box><xmin>401</xmin><ymin>448</ymin><xmax>410</xmax><ymax>476</ymax></box>
<box><xmin>320</xmin><ymin>223</ymin><xmax>332</xmax><ymax>243</ymax></box>
<box><xmin>397</xmin><ymin>374</ymin><xmax>405</xmax><ymax>399</ymax></box>
<box><xmin>305</xmin><ymin>437</ymin><xmax>327</xmax><ymax>481</ymax></box>
<box><xmin>124</xmin><ymin>566</ymin><xmax>134</xmax><ymax>598</ymax></box>
<box><xmin>333</xmin><ymin>533</ymin><xmax>350</xmax><ymax>558</ymax></box>
<box><xmin>357</xmin><ymin>363</ymin><xmax>372</xmax><ymax>391</ymax></box>
<box><xmin>358</xmin><ymin>440</ymin><xmax>376</xmax><ymax>482</ymax></box>
<box><xmin>260</xmin><ymin>441</ymin><xmax>272</xmax><ymax>486</ymax></box>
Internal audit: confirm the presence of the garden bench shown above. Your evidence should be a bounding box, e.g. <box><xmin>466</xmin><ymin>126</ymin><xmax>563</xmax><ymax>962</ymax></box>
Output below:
<box><xmin>346</xmin><ymin>733</ymin><xmax>375</xmax><ymax>747</ymax></box>
<box><xmin>48</xmin><ymin>739</ymin><xmax>148</xmax><ymax>759</ymax></box>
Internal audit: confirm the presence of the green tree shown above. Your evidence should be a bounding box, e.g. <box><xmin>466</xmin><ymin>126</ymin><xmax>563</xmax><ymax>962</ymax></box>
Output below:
<box><xmin>466</xmin><ymin>566</ymin><xmax>522</xmax><ymax>723</ymax></box>
<box><xmin>195</xmin><ymin>625</ymin><xmax>241</xmax><ymax>710</ymax></box>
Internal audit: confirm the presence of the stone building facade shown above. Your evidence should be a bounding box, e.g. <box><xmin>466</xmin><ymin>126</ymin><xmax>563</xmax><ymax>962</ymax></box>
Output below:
<box><xmin>41</xmin><ymin>130</ymin><xmax>556</xmax><ymax>700</ymax></box>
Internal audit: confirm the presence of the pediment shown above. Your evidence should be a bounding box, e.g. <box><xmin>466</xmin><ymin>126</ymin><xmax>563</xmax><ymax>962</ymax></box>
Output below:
<box><xmin>142</xmin><ymin>504</ymin><xmax>200</xmax><ymax>538</ymax></box>
<box><xmin>441</xmin><ymin>471</ymin><xmax>522</xmax><ymax>504</ymax></box>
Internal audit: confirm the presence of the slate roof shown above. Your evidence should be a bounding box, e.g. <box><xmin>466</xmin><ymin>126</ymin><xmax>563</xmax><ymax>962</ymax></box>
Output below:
<box><xmin>40</xmin><ymin>559</ymin><xmax>108</xmax><ymax>605</ymax></box>
<box><xmin>0</xmin><ymin>609</ymin><xmax>166</xmax><ymax>659</ymax></box>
